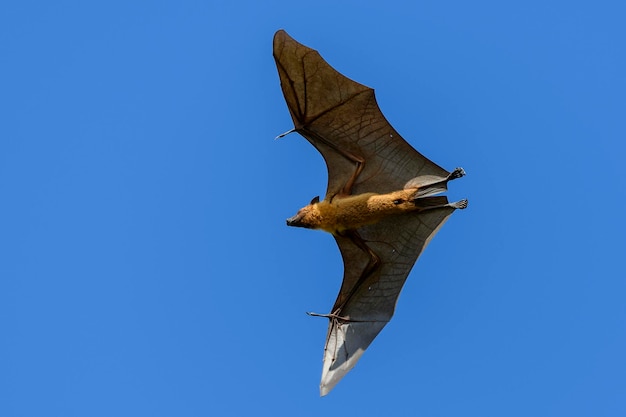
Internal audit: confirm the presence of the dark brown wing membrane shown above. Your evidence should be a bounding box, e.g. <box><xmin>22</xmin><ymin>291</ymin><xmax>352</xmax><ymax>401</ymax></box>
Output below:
<box><xmin>273</xmin><ymin>30</ymin><xmax>449</xmax><ymax>198</ymax></box>
<box><xmin>274</xmin><ymin>29</ymin><xmax>466</xmax><ymax>396</ymax></box>
<box><xmin>335</xmin><ymin>205</ymin><xmax>456</xmax><ymax>320</ymax></box>
<box><xmin>320</xmin><ymin>205</ymin><xmax>457</xmax><ymax>394</ymax></box>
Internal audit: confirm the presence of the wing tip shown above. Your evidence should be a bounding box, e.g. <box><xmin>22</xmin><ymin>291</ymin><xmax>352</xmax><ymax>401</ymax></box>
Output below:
<box><xmin>273</xmin><ymin>29</ymin><xmax>287</xmax><ymax>41</ymax></box>
<box><xmin>273</xmin><ymin>29</ymin><xmax>288</xmax><ymax>52</ymax></box>
<box><xmin>319</xmin><ymin>366</ymin><xmax>346</xmax><ymax>397</ymax></box>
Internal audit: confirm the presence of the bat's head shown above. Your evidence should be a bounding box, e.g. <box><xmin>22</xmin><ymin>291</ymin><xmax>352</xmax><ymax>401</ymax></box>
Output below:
<box><xmin>286</xmin><ymin>196</ymin><xmax>321</xmax><ymax>229</ymax></box>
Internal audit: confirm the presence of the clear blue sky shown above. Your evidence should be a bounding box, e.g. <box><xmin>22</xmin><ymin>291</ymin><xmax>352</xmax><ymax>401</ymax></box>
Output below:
<box><xmin>2</xmin><ymin>1</ymin><xmax>625</xmax><ymax>416</ymax></box>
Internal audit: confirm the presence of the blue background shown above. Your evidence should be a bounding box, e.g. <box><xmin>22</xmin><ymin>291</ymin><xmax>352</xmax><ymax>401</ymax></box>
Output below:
<box><xmin>2</xmin><ymin>1</ymin><xmax>625</xmax><ymax>415</ymax></box>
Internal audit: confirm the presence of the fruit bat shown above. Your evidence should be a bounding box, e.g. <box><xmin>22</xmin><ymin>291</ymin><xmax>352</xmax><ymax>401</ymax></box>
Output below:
<box><xmin>273</xmin><ymin>30</ymin><xmax>467</xmax><ymax>396</ymax></box>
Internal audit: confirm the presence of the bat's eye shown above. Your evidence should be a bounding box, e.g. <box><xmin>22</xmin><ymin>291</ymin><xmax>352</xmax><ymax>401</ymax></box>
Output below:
<box><xmin>393</xmin><ymin>199</ymin><xmax>404</xmax><ymax>205</ymax></box>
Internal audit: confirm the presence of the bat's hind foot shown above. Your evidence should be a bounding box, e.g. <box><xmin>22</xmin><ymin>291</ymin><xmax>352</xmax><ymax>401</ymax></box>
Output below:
<box><xmin>450</xmin><ymin>199</ymin><xmax>468</xmax><ymax>209</ymax></box>
<box><xmin>448</xmin><ymin>167</ymin><xmax>466</xmax><ymax>181</ymax></box>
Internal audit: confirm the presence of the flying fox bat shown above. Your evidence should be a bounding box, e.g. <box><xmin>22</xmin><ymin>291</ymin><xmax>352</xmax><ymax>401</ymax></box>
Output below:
<box><xmin>273</xmin><ymin>29</ymin><xmax>467</xmax><ymax>396</ymax></box>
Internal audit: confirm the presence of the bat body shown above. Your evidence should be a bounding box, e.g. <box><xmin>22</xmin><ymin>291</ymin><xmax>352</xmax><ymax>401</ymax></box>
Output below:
<box><xmin>287</xmin><ymin>186</ymin><xmax>464</xmax><ymax>234</ymax></box>
<box><xmin>273</xmin><ymin>30</ymin><xmax>467</xmax><ymax>396</ymax></box>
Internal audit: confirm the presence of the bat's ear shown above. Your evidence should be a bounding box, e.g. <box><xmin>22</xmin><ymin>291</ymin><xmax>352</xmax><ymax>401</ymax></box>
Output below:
<box><xmin>310</xmin><ymin>196</ymin><xmax>320</xmax><ymax>205</ymax></box>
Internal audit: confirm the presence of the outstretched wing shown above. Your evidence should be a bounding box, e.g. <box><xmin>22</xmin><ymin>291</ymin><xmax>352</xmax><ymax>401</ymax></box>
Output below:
<box><xmin>320</xmin><ymin>204</ymin><xmax>457</xmax><ymax>395</ymax></box>
<box><xmin>273</xmin><ymin>29</ymin><xmax>450</xmax><ymax>198</ymax></box>
<box><xmin>273</xmin><ymin>30</ymin><xmax>465</xmax><ymax>396</ymax></box>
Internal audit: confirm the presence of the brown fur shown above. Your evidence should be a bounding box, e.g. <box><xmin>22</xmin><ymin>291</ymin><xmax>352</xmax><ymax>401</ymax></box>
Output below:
<box><xmin>291</xmin><ymin>189</ymin><xmax>425</xmax><ymax>234</ymax></box>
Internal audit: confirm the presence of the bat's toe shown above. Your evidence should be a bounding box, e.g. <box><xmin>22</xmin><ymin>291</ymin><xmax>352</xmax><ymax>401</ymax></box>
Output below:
<box><xmin>451</xmin><ymin>199</ymin><xmax>468</xmax><ymax>209</ymax></box>
<box><xmin>449</xmin><ymin>167</ymin><xmax>466</xmax><ymax>180</ymax></box>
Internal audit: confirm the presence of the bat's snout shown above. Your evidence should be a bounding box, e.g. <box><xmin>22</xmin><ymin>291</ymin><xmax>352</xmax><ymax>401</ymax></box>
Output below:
<box><xmin>286</xmin><ymin>211</ymin><xmax>311</xmax><ymax>228</ymax></box>
<box><xmin>286</xmin><ymin>214</ymin><xmax>302</xmax><ymax>227</ymax></box>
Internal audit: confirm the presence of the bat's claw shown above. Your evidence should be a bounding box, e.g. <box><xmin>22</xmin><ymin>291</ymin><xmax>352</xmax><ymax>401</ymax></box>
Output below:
<box><xmin>275</xmin><ymin>128</ymin><xmax>296</xmax><ymax>140</ymax></box>
<box><xmin>306</xmin><ymin>311</ymin><xmax>330</xmax><ymax>318</ymax></box>
<box><xmin>450</xmin><ymin>199</ymin><xmax>468</xmax><ymax>209</ymax></box>
<box><xmin>448</xmin><ymin>167</ymin><xmax>466</xmax><ymax>180</ymax></box>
